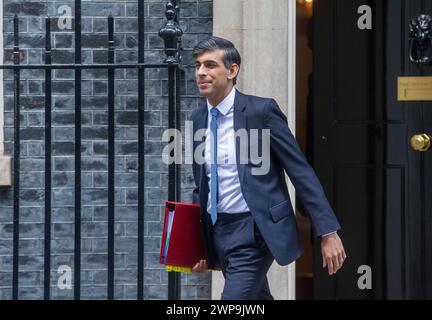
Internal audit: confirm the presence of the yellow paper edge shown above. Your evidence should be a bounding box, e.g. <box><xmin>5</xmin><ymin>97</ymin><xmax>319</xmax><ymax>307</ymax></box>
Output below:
<box><xmin>165</xmin><ymin>265</ymin><xmax>218</xmax><ymax>273</ymax></box>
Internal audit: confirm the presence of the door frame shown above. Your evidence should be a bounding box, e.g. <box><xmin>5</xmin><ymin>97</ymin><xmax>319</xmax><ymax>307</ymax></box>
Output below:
<box><xmin>287</xmin><ymin>0</ymin><xmax>297</xmax><ymax>301</ymax></box>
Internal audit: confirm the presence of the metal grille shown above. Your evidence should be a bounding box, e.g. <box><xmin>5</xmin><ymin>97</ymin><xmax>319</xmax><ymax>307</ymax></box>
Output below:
<box><xmin>1</xmin><ymin>0</ymin><xmax>184</xmax><ymax>300</ymax></box>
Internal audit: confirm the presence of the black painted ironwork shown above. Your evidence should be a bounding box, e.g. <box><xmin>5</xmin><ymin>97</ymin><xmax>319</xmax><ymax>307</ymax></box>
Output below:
<box><xmin>107</xmin><ymin>13</ymin><xmax>115</xmax><ymax>301</ymax></box>
<box><xmin>137</xmin><ymin>0</ymin><xmax>145</xmax><ymax>301</ymax></box>
<box><xmin>4</xmin><ymin>0</ymin><xmax>184</xmax><ymax>300</ymax></box>
<box><xmin>74</xmin><ymin>0</ymin><xmax>82</xmax><ymax>300</ymax></box>
<box><xmin>159</xmin><ymin>1</ymin><xmax>183</xmax><ymax>64</ymax></box>
<box><xmin>167</xmin><ymin>65</ymin><xmax>181</xmax><ymax>300</ymax></box>
<box><xmin>409</xmin><ymin>14</ymin><xmax>432</xmax><ymax>64</ymax></box>
<box><xmin>161</xmin><ymin>0</ymin><xmax>183</xmax><ymax>300</ymax></box>
<box><xmin>44</xmin><ymin>15</ymin><xmax>52</xmax><ymax>300</ymax></box>
<box><xmin>12</xmin><ymin>13</ymin><xmax>20</xmax><ymax>301</ymax></box>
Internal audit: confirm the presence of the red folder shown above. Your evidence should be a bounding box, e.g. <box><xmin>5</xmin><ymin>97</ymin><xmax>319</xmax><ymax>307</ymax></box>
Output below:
<box><xmin>160</xmin><ymin>201</ymin><xmax>209</xmax><ymax>273</ymax></box>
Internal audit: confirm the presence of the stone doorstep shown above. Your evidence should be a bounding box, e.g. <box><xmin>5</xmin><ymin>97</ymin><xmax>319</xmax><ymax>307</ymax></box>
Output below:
<box><xmin>0</xmin><ymin>155</ymin><xmax>12</xmax><ymax>187</ymax></box>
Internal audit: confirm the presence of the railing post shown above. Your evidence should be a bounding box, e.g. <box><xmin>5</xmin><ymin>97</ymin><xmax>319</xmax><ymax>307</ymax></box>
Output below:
<box><xmin>159</xmin><ymin>0</ymin><xmax>183</xmax><ymax>300</ymax></box>
<box><xmin>137</xmin><ymin>0</ymin><xmax>146</xmax><ymax>301</ymax></box>
<box><xmin>159</xmin><ymin>1</ymin><xmax>183</xmax><ymax>64</ymax></box>
<box><xmin>107</xmin><ymin>13</ymin><xmax>115</xmax><ymax>300</ymax></box>
<box><xmin>44</xmin><ymin>15</ymin><xmax>53</xmax><ymax>300</ymax></box>
<box><xmin>74</xmin><ymin>0</ymin><xmax>82</xmax><ymax>300</ymax></box>
<box><xmin>12</xmin><ymin>13</ymin><xmax>21</xmax><ymax>301</ymax></box>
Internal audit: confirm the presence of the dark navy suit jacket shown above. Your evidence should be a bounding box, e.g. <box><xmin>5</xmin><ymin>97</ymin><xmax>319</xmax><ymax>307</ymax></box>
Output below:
<box><xmin>190</xmin><ymin>90</ymin><xmax>341</xmax><ymax>269</ymax></box>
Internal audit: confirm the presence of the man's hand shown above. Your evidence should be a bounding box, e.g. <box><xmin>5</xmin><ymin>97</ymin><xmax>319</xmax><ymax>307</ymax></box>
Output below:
<box><xmin>191</xmin><ymin>259</ymin><xmax>208</xmax><ymax>274</ymax></box>
<box><xmin>321</xmin><ymin>233</ymin><xmax>347</xmax><ymax>275</ymax></box>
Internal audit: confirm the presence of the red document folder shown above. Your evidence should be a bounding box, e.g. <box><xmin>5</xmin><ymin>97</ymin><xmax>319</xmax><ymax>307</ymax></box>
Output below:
<box><xmin>159</xmin><ymin>201</ymin><xmax>209</xmax><ymax>273</ymax></box>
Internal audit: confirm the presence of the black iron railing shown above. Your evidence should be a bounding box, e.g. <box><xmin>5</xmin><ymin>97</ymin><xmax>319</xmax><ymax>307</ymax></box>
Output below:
<box><xmin>2</xmin><ymin>0</ymin><xmax>184</xmax><ymax>300</ymax></box>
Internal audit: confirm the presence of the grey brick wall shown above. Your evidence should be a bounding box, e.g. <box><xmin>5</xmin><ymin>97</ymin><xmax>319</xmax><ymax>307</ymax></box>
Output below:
<box><xmin>0</xmin><ymin>0</ymin><xmax>212</xmax><ymax>300</ymax></box>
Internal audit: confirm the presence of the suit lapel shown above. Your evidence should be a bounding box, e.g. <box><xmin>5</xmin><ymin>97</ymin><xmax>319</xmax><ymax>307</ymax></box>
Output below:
<box><xmin>233</xmin><ymin>90</ymin><xmax>248</xmax><ymax>188</ymax></box>
<box><xmin>194</xmin><ymin>104</ymin><xmax>208</xmax><ymax>204</ymax></box>
<box><xmin>194</xmin><ymin>103</ymin><xmax>208</xmax><ymax>133</ymax></box>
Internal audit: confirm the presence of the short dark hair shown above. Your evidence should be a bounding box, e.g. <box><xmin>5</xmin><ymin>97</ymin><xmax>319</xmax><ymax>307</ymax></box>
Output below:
<box><xmin>192</xmin><ymin>36</ymin><xmax>241</xmax><ymax>85</ymax></box>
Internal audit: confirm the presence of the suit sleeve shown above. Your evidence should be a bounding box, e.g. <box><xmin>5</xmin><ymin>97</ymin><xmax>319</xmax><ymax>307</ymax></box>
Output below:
<box><xmin>264</xmin><ymin>98</ymin><xmax>341</xmax><ymax>237</ymax></box>
<box><xmin>192</xmin><ymin>185</ymin><xmax>200</xmax><ymax>204</ymax></box>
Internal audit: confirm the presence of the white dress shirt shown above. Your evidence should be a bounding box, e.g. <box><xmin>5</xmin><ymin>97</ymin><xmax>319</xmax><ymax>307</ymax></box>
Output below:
<box><xmin>205</xmin><ymin>87</ymin><xmax>250</xmax><ymax>214</ymax></box>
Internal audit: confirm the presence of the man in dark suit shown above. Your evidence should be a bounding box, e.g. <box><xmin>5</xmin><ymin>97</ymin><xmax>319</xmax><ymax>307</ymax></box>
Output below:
<box><xmin>189</xmin><ymin>37</ymin><xmax>346</xmax><ymax>300</ymax></box>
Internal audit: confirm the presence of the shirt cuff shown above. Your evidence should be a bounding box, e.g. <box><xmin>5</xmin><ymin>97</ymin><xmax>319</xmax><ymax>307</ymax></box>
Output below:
<box><xmin>322</xmin><ymin>231</ymin><xmax>337</xmax><ymax>238</ymax></box>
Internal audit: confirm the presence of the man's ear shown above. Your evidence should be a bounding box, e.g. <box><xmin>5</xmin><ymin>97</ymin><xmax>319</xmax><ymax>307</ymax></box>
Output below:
<box><xmin>227</xmin><ymin>63</ymin><xmax>239</xmax><ymax>81</ymax></box>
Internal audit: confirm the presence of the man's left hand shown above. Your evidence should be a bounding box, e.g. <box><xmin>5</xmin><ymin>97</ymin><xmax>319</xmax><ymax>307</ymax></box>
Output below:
<box><xmin>321</xmin><ymin>233</ymin><xmax>347</xmax><ymax>275</ymax></box>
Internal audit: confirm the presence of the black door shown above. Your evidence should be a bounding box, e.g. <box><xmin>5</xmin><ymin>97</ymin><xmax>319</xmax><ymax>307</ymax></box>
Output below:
<box><xmin>312</xmin><ymin>0</ymin><xmax>432</xmax><ymax>299</ymax></box>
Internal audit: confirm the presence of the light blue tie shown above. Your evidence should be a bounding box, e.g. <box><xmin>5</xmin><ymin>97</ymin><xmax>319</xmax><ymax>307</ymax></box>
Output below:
<box><xmin>210</xmin><ymin>107</ymin><xmax>219</xmax><ymax>225</ymax></box>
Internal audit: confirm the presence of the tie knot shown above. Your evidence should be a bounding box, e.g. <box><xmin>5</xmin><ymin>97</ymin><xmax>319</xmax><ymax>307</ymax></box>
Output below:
<box><xmin>210</xmin><ymin>108</ymin><xmax>219</xmax><ymax>118</ymax></box>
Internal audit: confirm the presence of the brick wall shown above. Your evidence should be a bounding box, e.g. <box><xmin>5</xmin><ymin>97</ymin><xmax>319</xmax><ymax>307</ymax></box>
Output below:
<box><xmin>0</xmin><ymin>0</ymin><xmax>212</xmax><ymax>300</ymax></box>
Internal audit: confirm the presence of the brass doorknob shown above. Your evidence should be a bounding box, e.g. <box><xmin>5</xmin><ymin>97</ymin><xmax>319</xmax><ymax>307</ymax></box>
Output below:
<box><xmin>411</xmin><ymin>134</ymin><xmax>431</xmax><ymax>152</ymax></box>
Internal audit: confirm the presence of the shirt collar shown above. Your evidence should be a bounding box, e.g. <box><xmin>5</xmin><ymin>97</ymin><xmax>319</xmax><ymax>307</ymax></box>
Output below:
<box><xmin>206</xmin><ymin>87</ymin><xmax>236</xmax><ymax>116</ymax></box>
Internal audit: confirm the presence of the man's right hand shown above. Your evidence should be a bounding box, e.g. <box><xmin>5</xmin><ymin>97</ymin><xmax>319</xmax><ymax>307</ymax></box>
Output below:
<box><xmin>191</xmin><ymin>259</ymin><xmax>208</xmax><ymax>274</ymax></box>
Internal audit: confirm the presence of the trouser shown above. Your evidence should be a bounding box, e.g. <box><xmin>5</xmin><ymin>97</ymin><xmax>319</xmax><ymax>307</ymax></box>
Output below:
<box><xmin>212</xmin><ymin>212</ymin><xmax>275</xmax><ymax>300</ymax></box>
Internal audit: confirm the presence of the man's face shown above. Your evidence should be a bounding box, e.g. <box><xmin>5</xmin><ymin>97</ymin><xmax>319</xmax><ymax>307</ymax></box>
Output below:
<box><xmin>194</xmin><ymin>49</ymin><xmax>238</xmax><ymax>104</ymax></box>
